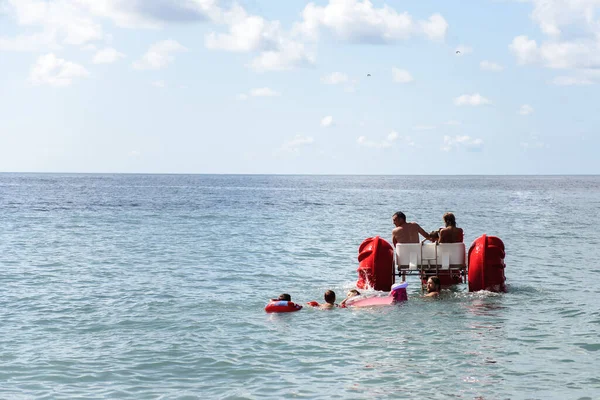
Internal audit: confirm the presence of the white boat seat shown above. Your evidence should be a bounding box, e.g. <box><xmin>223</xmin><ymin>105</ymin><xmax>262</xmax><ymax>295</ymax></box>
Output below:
<box><xmin>395</xmin><ymin>243</ymin><xmax>466</xmax><ymax>270</ymax></box>
<box><xmin>409</xmin><ymin>251</ymin><xmax>418</xmax><ymax>270</ymax></box>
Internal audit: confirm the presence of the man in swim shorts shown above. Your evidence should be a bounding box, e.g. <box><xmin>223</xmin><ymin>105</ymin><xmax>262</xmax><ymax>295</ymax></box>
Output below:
<box><xmin>392</xmin><ymin>211</ymin><xmax>432</xmax><ymax>245</ymax></box>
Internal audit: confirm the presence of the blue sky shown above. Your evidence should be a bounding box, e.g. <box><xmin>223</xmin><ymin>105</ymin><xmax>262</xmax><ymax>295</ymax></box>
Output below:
<box><xmin>1</xmin><ymin>0</ymin><xmax>599</xmax><ymax>174</ymax></box>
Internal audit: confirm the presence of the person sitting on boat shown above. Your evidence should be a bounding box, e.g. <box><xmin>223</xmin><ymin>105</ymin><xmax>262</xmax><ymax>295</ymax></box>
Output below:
<box><xmin>425</xmin><ymin>276</ymin><xmax>441</xmax><ymax>297</ymax></box>
<box><xmin>339</xmin><ymin>289</ymin><xmax>361</xmax><ymax>308</ymax></box>
<box><xmin>392</xmin><ymin>211</ymin><xmax>432</xmax><ymax>245</ymax></box>
<box><xmin>438</xmin><ymin>212</ymin><xmax>464</xmax><ymax>243</ymax></box>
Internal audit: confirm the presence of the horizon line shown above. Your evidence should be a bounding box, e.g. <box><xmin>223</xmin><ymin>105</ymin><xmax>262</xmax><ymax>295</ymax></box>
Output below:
<box><xmin>1</xmin><ymin>171</ymin><xmax>599</xmax><ymax>177</ymax></box>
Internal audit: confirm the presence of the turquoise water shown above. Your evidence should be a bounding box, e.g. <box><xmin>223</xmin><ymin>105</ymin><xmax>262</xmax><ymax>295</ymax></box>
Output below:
<box><xmin>1</xmin><ymin>174</ymin><xmax>599</xmax><ymax>399</ymax></box>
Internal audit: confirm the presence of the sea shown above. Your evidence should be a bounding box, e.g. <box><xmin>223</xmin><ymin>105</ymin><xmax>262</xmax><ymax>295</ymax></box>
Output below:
<box><xmin>1</xmin><ymin>174</ymin><xmax>599</xmax><ymax>399</ymax></box>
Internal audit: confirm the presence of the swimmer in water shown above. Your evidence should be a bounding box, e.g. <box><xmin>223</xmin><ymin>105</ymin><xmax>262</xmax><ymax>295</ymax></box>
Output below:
<box><xmin>271</xmin><ymin>293</ymin><xmax>291</xmax><ymax>302</ymax></box>
<box><xmin>340</xmin><ymin>289</ymin><xmax>361</xmax><ymax>307</ymax></box>
<box><xmin>321</xmin><ymin>290</ymin><xmax>337</xmax><ymax>309</ymax></box>
<box><xmin>425</xmin><ymin>276</ymin><xmax>441</xmax><ymax>298</ymax></box>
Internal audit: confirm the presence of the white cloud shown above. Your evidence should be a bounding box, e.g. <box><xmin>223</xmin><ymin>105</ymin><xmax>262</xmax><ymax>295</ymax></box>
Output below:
<box><xmin>392</xmin><ymin>67</ymin><xmax>413</xmax><ymax>83</ymax></box>
<box><xmin>0</xmin><ymin>0</ymin><xmax>104</xmax><ymax>51</ymax></box>
<box><xmin>510</xmin><ymin>35</ymin><xmax>600</xmax><ymax>70</ymax></box>
<box><xmin>519</xmin><ymin>104</ymin><xmax>534</xmax><ymax>115</ymax></box>
<box><xmin>455</xmin><ymin>45</ymin><xmax>473</xmax><ymax>55</ymax></box>
<box><xmin>151</xmin><ymin>80</ymin><xmax>166</xmax><ymax>88</ymax></box>
<box><xmin>295</xmin><ymin>0</ymin><xmax>448</xmax><ymax>43</ymax></box>
<box><xmin>527</xmin><ymin>0</ymin><xmax>600</xmax><ymax>38</ymax></box>
<box><xmin>248</xmin><ymin>41</ymin><xmax>314</xmax><ymax>71</ymax></box>
<box><xmin>413</xmin><ymin>125</ymin><xmax>435</xmax><ymax>131</ymax></box>
<box><xmin>442</xmin><ymin>135</ymin><xmax>483</xmax><ymax>152</ymax></box>
<box><xmin>357</xmin><ymin>130</ymin><xmax>403</xmax><ymax>149</ymax></box>
<box><xmin>205</xmin><ymin>4</ymin><xmax>314</xmax><ymax>71</ymax></box>
<box><xmin>454</xmin><ymin>93</ymin><xmax>491</xmax><ymax>106</ymax></box>
<box><xmin>66</xmin><ymin>0</ymin><xmax>216</xmax><ymax>30</ymax></box>
<box><xmin>540</xmin><ymin>40</ymin><xmax>600</xmax><ymax>69</ymax></box>
<box><xmin>132</xmin><ymin>39</ymin><xmax>188</xmax><ymax>70</ymax></box>
<box><xmin>421</xmin><ymin>14</ymin><xmax>449</xmax><ymax>41</ymax></box>
<box><xmin>321</xmin><ymin>116</ymin><xmax>334</xmax><ymax>127</ymax></box>
<box><xmin>480</xmin><ymin>60</ymin><xmax>503</xmax><ymax>71</ymax></box>
<box><xmin>280</xmin><ymin>135</ymin><xmax>314</xmax><ymax>152</ymax></box>
<box><xmin>0</xmin><ymin>0</ymin><xmax>219</xmax><ymax>52</ymax></box>
<box><xmin>551</xmin><ymin>76</ymin><xmax>594</xmax><ymax>85</ymax></box>
<box><xmin>510</xmin><ymin>35</ymin><xmax>539</xmax><ymax>65</ymax></box>
<box><xmin>92</xmin><ymin>47</ymin><xmax>125</xmax><ymax>64</ymax></box>
<box><xmin>205</xmin><ymin>5</ymin><xmax>277</xmax><ymax>52</ymax></box>
<box><xmin>321</xmin><ymin>72</ymin><xmax>349</xmax><ymax>84</ymax></box>
<box><xmin>510</xmin><ymin>1</ymin><xmax>600</xmax><ymax>71</ymax></box>
<box><xmin>29</xmin><ymin>53</ymin><xmax>89</xmax><ymax>87</ymax></box>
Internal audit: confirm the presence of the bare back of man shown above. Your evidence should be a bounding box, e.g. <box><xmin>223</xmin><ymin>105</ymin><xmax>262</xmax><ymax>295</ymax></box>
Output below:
<box><xmin>439</xmin><ymin>226</ymin><xmax>464</xmax><ymax>243</ymax></box>
<box><xmin>392</xmin><ymin>212</ymin><xmax>430</xmax><ymax>246</ymax></box>
<box><xmin>392</xmin><ymin>223</ymin><xmax>427</xmax><ymax>244</ymax></box>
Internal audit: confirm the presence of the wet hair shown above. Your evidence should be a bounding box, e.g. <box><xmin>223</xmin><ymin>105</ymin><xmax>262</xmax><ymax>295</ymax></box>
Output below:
<box><xmin>443</xmin><ymin>212</ymin><xmax>456</xmax><ymax>227</ymax></box>
<box><xmin>428</xmin><ymin>276</ymin><xmax>441</xmax><ymax>292</ymax></box>
<box><xmin>278</xmin><ymin>293</ymin><xmax>291</xmax><ymax>301</ymax></box>
<box><xmin>393</xmin><ymin>211</ymin><xmax>406</xmax><ymax>221</ymax></box>
<box><xmin>324</xmin><ymin>290</ymin><xmax>336</xmax><ymax>304</ymax></box>
<box><xmin>347</xmin><ymin>289</ymin><xmax>360</xmax><ymax>297</ymax></box>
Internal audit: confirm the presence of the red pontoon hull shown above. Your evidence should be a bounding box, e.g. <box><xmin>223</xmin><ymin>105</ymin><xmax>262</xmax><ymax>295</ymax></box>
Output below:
<box><xmin>468</xmin><ymin>234</ymin><xmax>507</xmax><ymax>292</ymax></box>
<box><xmin>356</xmin><ymin>236</ymin><xmax>394</xmax><ymax>291</ymax></box>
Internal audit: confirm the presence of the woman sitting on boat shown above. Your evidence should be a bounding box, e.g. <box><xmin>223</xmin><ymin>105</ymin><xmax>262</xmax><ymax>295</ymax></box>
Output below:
<box><xmin>438</xmin><ymin>212</ymin><xmax>463</xmax><ymax>243</ymax></box>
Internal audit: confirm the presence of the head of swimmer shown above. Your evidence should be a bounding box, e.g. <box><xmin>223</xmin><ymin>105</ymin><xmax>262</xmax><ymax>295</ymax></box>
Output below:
<box><xmin>278</xmin><ymin>293</ymin><xmax>291</xmax><ymax>301</ymax></box>
<box><xmin>346</xmin><ymin>289</ymin><xmax>360</xmax><ymax>299</ymax></box>
<box><xmin>427</xmin><ymin>277</ymin><xmax>441</xmax><ymax>293</ymax></box>
<box><xmin>392</xmin><ymin>211</ymin><xmax>406</xmax><ymax>227</ymax></box>
<box><xmin>324</xmin><ymin>290</ymin><xmax>336</xmax><ymax>304</ymax></box>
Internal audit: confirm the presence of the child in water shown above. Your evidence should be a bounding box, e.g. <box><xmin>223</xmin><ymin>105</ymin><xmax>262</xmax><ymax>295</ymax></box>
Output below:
<box><xmin>270</xmin><ymin>293</ymin><xmax>292</xmax><ymax>302</ymax></box>
<box><xmin>320</xmin><ymin>290</ymin><xmax>337</xmax><ymax>309</ymax></box>
<box><xmin>339</xmin><ymin>289</ymin><xmax>361</xmax><ymax>307</ymax></box>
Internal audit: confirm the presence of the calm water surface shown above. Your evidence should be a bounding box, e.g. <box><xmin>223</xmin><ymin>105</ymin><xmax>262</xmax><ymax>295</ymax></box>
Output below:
<box><xmin>1</xmin><ymin>174</ymin><xmax>599</xmax><ymax>399</ymax></box>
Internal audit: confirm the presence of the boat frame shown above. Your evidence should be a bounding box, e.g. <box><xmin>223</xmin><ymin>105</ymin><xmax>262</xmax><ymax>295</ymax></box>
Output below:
<box><xmin>393</xmin><ymin>240</ymin><xmax>468</xmax><ymax>292</ymax></box>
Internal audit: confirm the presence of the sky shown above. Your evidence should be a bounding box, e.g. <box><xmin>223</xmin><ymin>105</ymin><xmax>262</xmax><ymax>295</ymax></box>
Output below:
<box><xmin>1</xmin><ymin>0</ymin><xmax>599</xmax><ymax>175</ymax></box>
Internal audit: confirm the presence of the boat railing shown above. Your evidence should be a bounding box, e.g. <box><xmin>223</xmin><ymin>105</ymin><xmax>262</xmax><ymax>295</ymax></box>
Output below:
<box><xmin>394</xmin><ymin>241</ymin><xmax>467</xmax><ymax>289</ymax></box>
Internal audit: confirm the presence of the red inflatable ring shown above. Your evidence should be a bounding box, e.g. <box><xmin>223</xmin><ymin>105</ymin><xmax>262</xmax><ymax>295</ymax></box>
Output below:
<box><xmin>265</xmin><ymin>300</ymin><xmax>303</xmax><ymax>313</ymax></box>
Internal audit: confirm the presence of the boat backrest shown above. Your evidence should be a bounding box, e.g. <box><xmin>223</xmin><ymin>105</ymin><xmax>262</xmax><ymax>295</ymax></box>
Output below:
<box><xmin>395</xmin><ymin>243</ymin><xmax>466</xmax><ymax>270</ymax></box>
<box><xmin>437</xmin><ymin>243</ymin><xmax>466</xmax><ymax>269</ymax></box>
<box><xmin>395</xmin><ymin>243</ymin><xmax>422</xmax><ymax>270</ymax></box>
